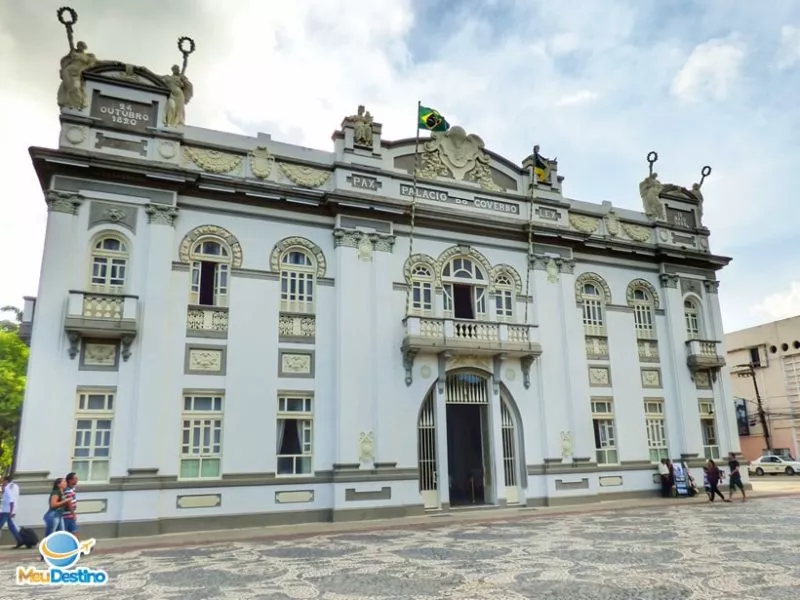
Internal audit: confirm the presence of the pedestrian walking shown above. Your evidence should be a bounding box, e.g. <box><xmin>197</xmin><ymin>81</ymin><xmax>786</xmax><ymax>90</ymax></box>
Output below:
<box><xmin>63</xmin><ymin>472</ymin><xmax>79</xmax><ymax>536</ymax></box>
<box><xmin>727</xmin><ymin>453</ymin><xmax>746</xmax><ymax>502</ymax></box>
<box><xmin>705</xmin><ymin>459</ymin><xmax>729</xmax><ymax>503</ymax></box>
<box><xmin>0</xmin><ymin>475</ymin><xmax>23</xmax><ymax>548</ymax></box>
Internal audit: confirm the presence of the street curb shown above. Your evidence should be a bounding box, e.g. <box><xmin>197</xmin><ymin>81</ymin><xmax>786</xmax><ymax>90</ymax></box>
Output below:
<box><xmin>1</xmin><ymin>490</ymin><xmax>797</xmax><ymax>561</ymax></box>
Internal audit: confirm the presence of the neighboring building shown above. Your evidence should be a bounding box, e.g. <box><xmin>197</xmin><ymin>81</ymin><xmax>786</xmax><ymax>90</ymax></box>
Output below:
<box><xmin>10</xmin><ymin>46</ymin><xmax>741</xmax><ymax>540</ymax></box>
<box><xmin>725</xmin><ymin>317</ymin><xmax>800</xmax><ymax>461</ymax></box>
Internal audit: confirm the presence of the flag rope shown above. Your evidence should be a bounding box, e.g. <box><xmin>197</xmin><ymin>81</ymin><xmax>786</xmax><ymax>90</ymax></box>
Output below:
<box><xmin>523</xmin><ymin>148</ymin><xmax>538</xmax><ymax>325</ymax></box>
<box><xmin>404</xmin><ymin>100</ymin><xmax>422</xmax><ymax>319</ymax></box>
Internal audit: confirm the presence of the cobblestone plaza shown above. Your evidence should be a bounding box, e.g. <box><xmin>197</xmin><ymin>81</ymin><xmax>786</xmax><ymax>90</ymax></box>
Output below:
<box><xmin>5</xmin><ymin>496</ymin><xmax>799</xmax><ymax>599</ymax></box>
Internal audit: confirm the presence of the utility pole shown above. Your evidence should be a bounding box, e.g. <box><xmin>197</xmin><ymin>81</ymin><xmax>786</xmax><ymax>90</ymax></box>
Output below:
<box><xmin>736</xmin><ymin>363</ymin><xmax>772</xmax><ymax>454</ymax></box>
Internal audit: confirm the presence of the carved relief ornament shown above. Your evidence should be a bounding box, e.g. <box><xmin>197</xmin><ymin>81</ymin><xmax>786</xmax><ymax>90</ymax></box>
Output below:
<box><xmin>417</xmin><ymin>126</ymin><xmax>503</xmax><ymax>192</ymax></box>
<box><xmin>569</xmin><ymin>214</ymin><xmax>600</xmax><ymax>235</ymax></box>
<box><xmin>626</xmin><ymin>278</ymin><xmax>661</xmax><ymax>309</ymax></box>
<box><xmin>46</xmin><ymin>190</ymin><xmax>84</xmax><ymax>215</ymax></box>
<box><xmin>605</xmin><ymin>209</ymin><xmax>621</xmax><ymax>236</ymax></box>
<box><xmin>621</xmin><ymin>222</ymin><xmax>651</xmax><ymax>243</ymax></box>
<box><xmin>333</xmin><ymin>229</ymin><xmax>395</xmax><ymax>259</ymax></box>
<box><xmin>574</xmin><ymin>272</ymin><xmax>612</xmax><ymax>302</ymax></box>
<box><xmin>249</xmin><ymin>145</ymin><xmax>275</xmax><ymax>179</ymax></box>
<box><xmin>179</xmin><ymin>225</ymin><xmax>243</xmax><ymax>268</ymax></box>
<box><xmin>145</xmin><ymin>204</ymin><xmax>179</xmax><ymax>226</ymax></box>
<box><xmin>278</xmin><ymin>163</ymin><xmax>330</xmax><ymax>188</ymax></box>
<box><xmin>269</xmin><ymin>236</ymin><xmax>327</xmax><ymax>277</ymax></box>
<box><xmin>183</xmin><ymin>146</ymin><xmax>243</xmax><ymax>174</ymax></box>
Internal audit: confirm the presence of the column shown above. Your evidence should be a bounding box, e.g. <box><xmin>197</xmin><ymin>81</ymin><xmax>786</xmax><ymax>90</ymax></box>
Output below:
<box><xmin>434</xmin><ymin>354</ymin><xmax>450</xmax><ymax>507</ymax></box>
<box><xmin>557</xmin><ymin>259</ymin><xmax>594</xmax><ymax>460</ymax></box>
<box><xmin>17</xmin><ymin>191</ymin><xmax>83</xmax><ymax>475</ymax></box>
<box><xmin>126</xmin><ymin>204</ymin><xmax>179</xmax><ymax>472</ymax></box>
<box><xmin>704</xmin><ymin>280</ymin><xmax>739</xmax><ymax>454</ymax></box>
<box><xmin>659</xmin><ymin>273</ymin><xmax>703</xmax><ymax>457</ymax></box>
<box><xmin>490</xmin><ymin>355</ymin><xmax>506</xmax><ymax>504</ymax></box>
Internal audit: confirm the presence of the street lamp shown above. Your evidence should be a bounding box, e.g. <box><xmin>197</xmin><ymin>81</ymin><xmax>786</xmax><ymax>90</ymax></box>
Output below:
<box><xmin>732</xmin><ymin>362</ymin><xmax>772</xmax><ymax>453</ymax></box>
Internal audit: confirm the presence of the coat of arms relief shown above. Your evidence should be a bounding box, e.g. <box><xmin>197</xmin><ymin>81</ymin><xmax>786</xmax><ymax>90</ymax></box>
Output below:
<box><xmin>417</xmin><ymin>126</ymin><xmax>503</xmax><ymax>192</ymax></box>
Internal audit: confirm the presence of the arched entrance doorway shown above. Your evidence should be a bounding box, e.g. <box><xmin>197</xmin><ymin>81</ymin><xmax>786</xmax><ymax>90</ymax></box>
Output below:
<box><xmin>416</xmin><ymin>370</ymin><xmax>524</xmax><ymax>509</ymax></box>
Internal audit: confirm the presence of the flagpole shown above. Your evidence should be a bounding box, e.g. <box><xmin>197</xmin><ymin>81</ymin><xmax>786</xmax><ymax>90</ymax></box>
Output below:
<box><xmin>405</xmin><ymin>100</ymin><xmax>422</xmax><ymax>319</ymax></box>
<box><xmin>524</xmin><ymin>146</ymin><xmax>538</xmax><ymax>325</ymax></box>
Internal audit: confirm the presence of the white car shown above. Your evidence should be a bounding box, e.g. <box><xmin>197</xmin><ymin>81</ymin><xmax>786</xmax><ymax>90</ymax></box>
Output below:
<box><xmin>749</xmin><ymin>455</ymin><xmax>800</xmax><ymax>476</ymax></box>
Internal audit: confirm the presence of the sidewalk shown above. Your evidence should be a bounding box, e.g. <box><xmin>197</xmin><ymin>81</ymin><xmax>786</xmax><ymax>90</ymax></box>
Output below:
<box><xmin>2</xmin><ymin>488</ymin><xmax>796</xmax><ymax>559</ymax></box>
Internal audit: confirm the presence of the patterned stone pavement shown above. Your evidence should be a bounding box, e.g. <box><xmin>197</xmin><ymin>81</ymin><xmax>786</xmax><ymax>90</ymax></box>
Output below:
<box><xmin>4</xmin><ymin>496</ymin><xmax>799</xmax><ymax>599</ymax></box>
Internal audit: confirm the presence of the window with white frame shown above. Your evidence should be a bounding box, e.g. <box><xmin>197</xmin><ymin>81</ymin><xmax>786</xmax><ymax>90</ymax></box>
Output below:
<box><xmin>90</xmin><ymin>236</ymin><xmax>128</xmax><ymax>291</ymax></box>
<box><xmin>644</xmin><ymin>399</ymin><xmax>668</xmax><ymax>462</ymax></box>
<box><xmin>632</xmin><ymin>288</ymin><xmax>656</xmax><ymax>338</ymax></box>
<box><xmin>684</xmin><ymin>299</ymin><xmax>701</xmax><ymax>339</ymax></box>
<box><xmin>180</xmin><ymin>393</ymin><xmax>224</xmax><ymax>479</ymax></box>
<box><xmin>276</xmin><ymin>394</ymin><xmax>313</xmax><ymax>475</ymax></box>
<box><xmin>410</xmin><ymin>263</ymin><xmax>433</xmax><ymax>314</ymax></box>
<box><xmin>190</xmin><ymin>239</ymin><xmax>231</xmax><ymax>307</ymax></box>
<box><xmin>280</xmin><ymin>249</ymin><xmax>315</xmax><ymax>314</ymax></box>
<box><xmin>442</xmin><ymin>257</ymin><xmax>487</xmax><ymax>320</ymax></box>
<box><xmin>72</xmin><ymin>390</ymin><xmax>115</xmax><ymax>482</ymax></box>
<box><xmin>494</xmin><ymin>274</ymin><xmax>514</xmax><ymax>321</ymax></box>
<box><xmin>581</xmin><ymin>283</ymin><xmax>605</xmax><ymax>336</ymax></box>
<box><xmin>698</xmin><ymin>400</ymin><xmax>719</xmax><ymax>459</ymax></box>
<box><xmin>591</xmin><ymin>399</ymin><xmax>618</xmax><ymax>465</ymax></box>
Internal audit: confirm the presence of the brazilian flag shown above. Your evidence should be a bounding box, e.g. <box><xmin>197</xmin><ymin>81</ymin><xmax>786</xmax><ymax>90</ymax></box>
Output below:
<box><xmin>418</xmin><ymin>105</ymin><xmax>450</xmax><ymax>132</ymax></box>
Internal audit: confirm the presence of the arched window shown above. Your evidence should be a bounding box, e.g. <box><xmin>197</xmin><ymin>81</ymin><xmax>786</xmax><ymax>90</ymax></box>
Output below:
<box><xmin>90</xmin><ymin>235</ymin><xmax>128</xmax><ymax>291</ymax></box>
<box><xmin>581</xmin><ymin>283</ymin><xmax>605</xmax><ymax>335</ymax></box>
<box><xmin>190</xmin><ymin>238</ymin><xmax>231</xmax><ymax>307</ymax></box>
<box><xmin>442</xmin><ymin>257</ymin><xmax>487</xmax><ymax>320</ymax></box>
<box><xmin>631</xmin><ymin>288</ymin><xmax>655</xmax><ymax>338</ymax></box>
<box><xmin>280</xmin><ymin>249</ymin><xmax>315</xmax><ymax>314</ymax></box>
<box><xmin>494</xmin><ymin>274</ymin><xmax>514</xmax><ymax>321</ymax></box>
<box><xmin>684</xmin><ymin>298</ymin><xmax>701</xmax><ymax>339</ymax></box>
<box><xmin>410</xmin><ymin>263</ymin><xmax>433</xmax><ymax>314</ymax></box>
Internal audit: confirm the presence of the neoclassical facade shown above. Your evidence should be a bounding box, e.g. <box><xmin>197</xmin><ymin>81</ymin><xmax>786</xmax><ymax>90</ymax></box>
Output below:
<box><xmin>10</xmin><ymin>57</ymin><xmax>742</xmax><ymax>539</ymax></box>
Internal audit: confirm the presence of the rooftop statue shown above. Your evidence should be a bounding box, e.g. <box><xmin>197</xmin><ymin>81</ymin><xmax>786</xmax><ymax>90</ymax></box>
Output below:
<box><xmin>56</xmin><ymin>7</ymin><xmax>98</xmax><ymax>110</ymax></box>
<box><xmin>162</xmin><ymin>37</ymin><xmax>195</xmax><ymax>128</ymax></box>
<box><xmin>345</xmin><ymin>105</ymin><xmax>374</xmax><ymax>148</ymax></box>
<box><xmin>639</xmin><ymin>151</ymin><xmax>666</xmax><ymax>221</ymax></box>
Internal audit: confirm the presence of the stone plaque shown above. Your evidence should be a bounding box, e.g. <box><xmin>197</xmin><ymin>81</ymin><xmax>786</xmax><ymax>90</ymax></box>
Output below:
<box><xmin>347</xmin><ymin>174</ymin><xmax>382</xmax><ymax>191</ymax></box>
<box><xmin>279</xmin><ymin>351</ymin><xmax>314</xmax><ymax>377</ymax></box>
<box><xmin>399</xmin><ymin>184</ymin><xmax>520</xmax><ymax>215</ymax></box>
<box><xmin>176</xmin><ymin>494</ymin><xmax>222</xmax><ymax>509</ymax></box>
<box><xmin>189</xmin><ymin>349</ymin><xmax>223</xmax><ymax>372</ymax></box>
<box><xmin>641</xmin><ymin>368</ymin><xmax>662</xmax><ymax>388</ymax></box>
<box><xmin>535</xmin><ymin>206</ymin><xmax>561</xmax><ymax>221</ymax></box>
<box><xmin>76</xmin><ymin>499</ymin><xmax>108</xmax><ymax>514</ymax></box>
<box><xmin>84</xmin><ymin>343</ymin><xmax>117</xmax><ymax>366</ymax></box>
<box><xmin>599</xmin><ymin>476</ymin><xmax>623</xmax><ymax>487</ymax></box>
<box><xmin>665</xmin><ymin>207</ymin><xmax>696</xmax><ymax>229</ymax></box>
<box><xmin>588</xmin><ymin>367</ymin><xmax>611</xmax><ymax>387</ymax></box>
<box><xmin>275</xmin><ymin>490</ymin><xmax>314</xmax><ymax>504</ymax></box>
<box><xmin>90</xmin><ymin>91</ymin><xmax>157</xmax><ymax>133</ymax></box>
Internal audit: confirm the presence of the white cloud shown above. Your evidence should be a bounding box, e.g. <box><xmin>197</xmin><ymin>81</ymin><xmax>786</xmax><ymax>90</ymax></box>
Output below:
<box><xmin>751</xmin><ymin>282</ymin><xmax>800</xmax><ymax>322</ymax></box>
<box><xmin>776</xmin><ymin>24</ymin><xmax>800</xmax><ymax>69</ymax></box>
<box><xmin>671</xmin><ymin>37</ymin><xmax>745</xmax><ymax>102</ymax></box>
<box><xmin>555</xmin><ymin>90</ymin><xmax>598</xmax><ymax>107</ymax></box>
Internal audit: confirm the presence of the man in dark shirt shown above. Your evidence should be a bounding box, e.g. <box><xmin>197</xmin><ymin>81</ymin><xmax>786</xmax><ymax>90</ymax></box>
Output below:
<box><xmin>727</xmin><ymin>453</ymin><xmax>746</xmax><ymax>502</ymax></box>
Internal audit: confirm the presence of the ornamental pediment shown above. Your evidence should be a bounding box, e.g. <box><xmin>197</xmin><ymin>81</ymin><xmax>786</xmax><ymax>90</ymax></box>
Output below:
<box><xmin>83</xmin><ymin>62</ymin><xmax>170</xmax><ymax>93</ymax></box>
<box><xmin>392</xmin><ymin>126</ymin><xmax>518</xmax><ymax>192</ymax></box>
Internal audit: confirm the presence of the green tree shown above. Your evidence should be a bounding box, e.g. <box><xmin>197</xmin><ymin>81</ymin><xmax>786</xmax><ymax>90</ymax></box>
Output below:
<box><xmin>0</xmin><ymin>317</ymin><xmax>28</xmax><ymax>474</ymax></box>
<box><xmin>0</xmin><ymin>305</ymin><xmax>22</xmax><ymax>333</ymax></box>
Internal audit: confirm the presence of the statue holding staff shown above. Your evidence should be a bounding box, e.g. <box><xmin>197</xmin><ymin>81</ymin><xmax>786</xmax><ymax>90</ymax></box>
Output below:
<box><xmin>56</xmin><ymin>7</ymin><xmax>97</xmax><ymax>110</ymax></box>
<box><xmin>162</xmin><ymin>36</ymin><xmax>195</xmax><ymax>128</ymax></box>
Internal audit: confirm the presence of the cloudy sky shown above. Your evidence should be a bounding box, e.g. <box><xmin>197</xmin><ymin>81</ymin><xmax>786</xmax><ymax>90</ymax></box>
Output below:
<box><xmin>1</xmin><ymin>0</ymin><xmax>799</xmax><ymax>332</ymax></box>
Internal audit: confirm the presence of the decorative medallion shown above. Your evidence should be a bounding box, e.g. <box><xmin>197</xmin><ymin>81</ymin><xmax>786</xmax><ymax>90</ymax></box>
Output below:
<box><xmin>65</xmin><ymin>125</ymin><xmax>87</xmax><ymax>145</ymax></box>
<box><xmin>659</xmin><ymin>229</ymin><xmax>670</xmax><ymax>242</ymax></box>
<box><xmin>621</xmin><ymin>222</ymin><xmax>651</xmax><ymax>243</ymax></box>
<box><xmin>505</xmin><ymin>368</ymin><xmax>516</xmax><ymax>381</ymax></box>
<box><xmin>279</xmin><ymin>163</ymin><xmax>330</xmax><ymax>188</ymax></box>
<box><xmin>569</xmin><ymin>214</ymin><xmax>600</xmax><ymax>235</ymax></box>
<box><xmin>183</xmin><ymin>146</ymin><xmax>243</xmax><ymax>174</ymax></box>
<box><xmin>249</xmin><ymin>145</ymin><xmax>275</xmax><ymax>179</ymax></box>
<box><xmin>420</xmin><ymin>365</ymin><xmax>432</xmax><ymax>379</ymax></box>
<box><xmin>605</xmin><ymin>209</ymin><xmax>620</xmax><ymax>237</ymax></box>
<box><xmin>158</xmin><ymin>140</ymin><xmax>178</xmax><ymax>159</ymax></box>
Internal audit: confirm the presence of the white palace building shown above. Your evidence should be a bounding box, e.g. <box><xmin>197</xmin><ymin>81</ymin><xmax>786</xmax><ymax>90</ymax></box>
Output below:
<box><xmin>9</xmin><ymin>40</ymin><xmax>743</xmax><ymax>539</ymax></box>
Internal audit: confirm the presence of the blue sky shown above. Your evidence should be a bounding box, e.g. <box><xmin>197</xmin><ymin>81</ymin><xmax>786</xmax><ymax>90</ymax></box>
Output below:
<box><xmin>0</xmin><ymin>0</ymin><xmax>798</xmax><ymax>331</ymax></box>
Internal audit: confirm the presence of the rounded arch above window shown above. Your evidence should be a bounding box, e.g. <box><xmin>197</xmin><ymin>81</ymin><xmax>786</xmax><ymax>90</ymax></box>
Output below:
<box><xmin>574</xmin><ymin>272</ymin><xmax>612</xmax><ymax>303</ymax></box>
<box><xmin>92</xmin><ymin>233</ymin><xmax>129</xmax><ymax>254</ymax></box>
<box><xmin>683</xmin><ymin>297</ymin><xmax>700</xmax><ymax>310</ymax></box>
<box><xmin>270</xmin><ymin>236</ymin><xmax>326</xmax><ymax>278</ymax></box>
<box><xmin>403</xmin><ymin>253</ymin><xmax>437</xmax><ymax>285</ymax></box>
<box><xmin>625</xmin><ymin>278</ymin><xmax>660</xmax><ymax>309</ymax></box>
<box><xmin>191</xmin><ymin>238</ymin><xmax>230</xmax><ymax>261</ymax></box>
<box><xmin>436</xmin><ymin>245</ymin><xmax>492</xmax><ymax>284</ymax></box>
<box><xmin>490</xmin><ymin>264</ymin><xmax>523</xmax><ymax>295</ymax></box>
<box><xmin>179</xmin><ymin>225</ymin><xmax>243</xmax><ymax>268</ymax></box>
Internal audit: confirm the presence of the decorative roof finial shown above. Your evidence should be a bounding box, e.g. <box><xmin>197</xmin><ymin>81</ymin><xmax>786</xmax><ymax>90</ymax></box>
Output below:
<box><xmin>697</xmin><ymin>165</ymin><xmax>712</xmax><ymax>189</ymax></box>
<box><xmin>646</xmin><ymin>151</ymin><xmax>658</xmax><ymax>176</ymax></box>
<box><xmin>177</xmin><ymin>36</ymin><xmax>196</xmax><ymax>75</ymax></box>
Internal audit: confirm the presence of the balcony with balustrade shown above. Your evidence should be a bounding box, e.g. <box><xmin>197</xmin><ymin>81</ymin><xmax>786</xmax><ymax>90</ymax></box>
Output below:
<box><xmin>64</xmin><ymin>291</ymin><xmax>138</xmax><ymax>360</ymax></box>
<box><xmin>686</xmin><ymin>339</ymin><xmax>726</xmax><ymax>377</ymax></box>
<box><xmin>402</xmin><ymin>316</ymin><xmax>541</xmax><ymax>358</ymax></box>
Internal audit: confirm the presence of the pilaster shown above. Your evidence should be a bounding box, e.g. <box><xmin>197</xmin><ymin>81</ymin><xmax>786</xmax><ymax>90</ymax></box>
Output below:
<box><xmin>704</xmin><ymin>281</ymin><xmax>738</xmax><ymax>454</ymax></box>
<box><xmin>127</xmin><ymin>204</ymin><xmax>179</xmax><ymax>473</ymax></box>
<box><xmin>17</xmin><ymin>191</ymin><xmax>83</xmax><ymax>474</ymax></box>
<box><xmin>434</xmin><ymin>353</ymin><xmax>450</xmax><ymax>507</ymax></box>
<box><xmin>659</xmin><ymin>273</ymin><xmax>702</xmax><ymax>457</ymax></box>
